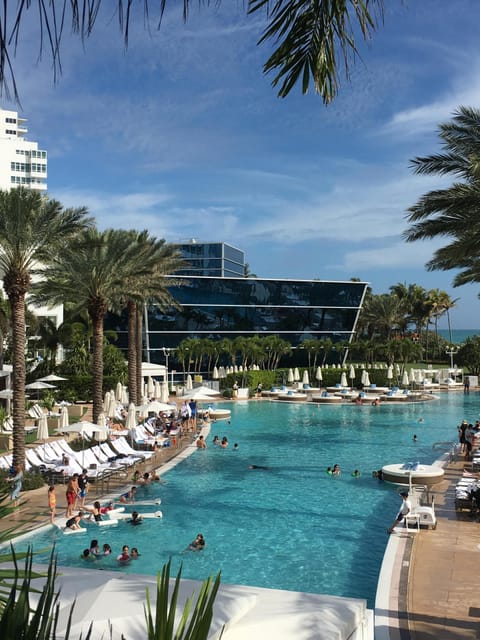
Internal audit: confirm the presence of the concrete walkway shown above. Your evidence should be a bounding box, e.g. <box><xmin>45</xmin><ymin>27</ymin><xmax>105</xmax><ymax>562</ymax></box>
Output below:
<box><xmin>407</xmin><ymin>457</ymin><xmax>480</xmax><ymax>640</ymax></box>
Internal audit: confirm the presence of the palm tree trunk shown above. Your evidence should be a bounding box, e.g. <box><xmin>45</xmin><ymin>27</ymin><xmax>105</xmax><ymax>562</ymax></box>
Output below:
<box><xmin>127</xmin><ymin>301</ymin><xmax>137</xmax><ymax>405</ymax></box>
<box><xmin>10</xmin><ymin>294</ymin><xmax>26</xmax><ymax>469</ymax></box>
<box><xmin>136</xmin><ymin>307</ymin><xmax>143</xmax><ymax>401</ymax></box>
<box><xmin>91</xmin><ymin>311</ymin><xmax>104</xmax><ymax>424</ymax></box>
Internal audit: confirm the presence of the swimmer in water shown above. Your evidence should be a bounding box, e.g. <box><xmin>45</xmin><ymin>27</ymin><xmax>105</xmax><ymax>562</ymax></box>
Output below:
<box><xmin>248</xmin><ymin>465</ymin><xmax>270</xmax><ymax>470</ymax></box>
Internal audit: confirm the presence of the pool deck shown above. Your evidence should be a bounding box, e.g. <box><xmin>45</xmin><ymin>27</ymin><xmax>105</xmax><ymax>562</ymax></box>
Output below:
<box><xmin>1</xmin><ymin>405</ymin><xmax>479</xmax><ymax>639</ymax></box>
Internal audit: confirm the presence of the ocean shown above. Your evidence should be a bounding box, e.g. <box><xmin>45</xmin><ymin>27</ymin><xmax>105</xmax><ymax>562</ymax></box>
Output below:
<box><xmin>438</xmin><ymin>329</ymin><xmax>480</xmax><ymax>343</ymax></box>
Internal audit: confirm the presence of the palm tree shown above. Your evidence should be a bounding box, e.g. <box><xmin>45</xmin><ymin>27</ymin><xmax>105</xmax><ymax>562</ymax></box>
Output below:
<box><xmin>0</xmin><ymin>188</ymin><xmax>91</xmax><ymax>468</ymax></box>
<box><xmin>119</xmin><ymin>231</ymin><xmax>183</xmax><ymax>406</ymax></box>
<box><xmin>404</xmin><ymin>107</ymin><xmax>480</xmax><ymax>285</ymax></box>
<box><xmin>31</xmin><ymin>228</ymin><xmax>157</xmax><ymax>423</ymax></box>
<box><xmin>2</xmin><ymin>1</ymin><xmax>384</xmax><ymax>104</ymax></box>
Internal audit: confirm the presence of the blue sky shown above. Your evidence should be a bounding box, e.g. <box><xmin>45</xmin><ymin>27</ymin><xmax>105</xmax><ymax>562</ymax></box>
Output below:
<box><xmin>4</xmin><ymin>1</ymin><xmax>480</xmax><ymax>328</ymax></box>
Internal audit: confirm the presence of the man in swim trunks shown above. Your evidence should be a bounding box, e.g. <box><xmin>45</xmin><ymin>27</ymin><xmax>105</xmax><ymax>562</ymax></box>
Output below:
<box><xmin>65</xmin><ymin>474</ymin><xmax>79</xmax><ymax>517</ymax></box>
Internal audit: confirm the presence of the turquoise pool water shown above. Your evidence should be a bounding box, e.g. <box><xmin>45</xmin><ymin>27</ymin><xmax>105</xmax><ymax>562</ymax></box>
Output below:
<box><xmin>18</xmin><ymin>393</ymin><xmax>477</xmax><ymax>608</ymax></box>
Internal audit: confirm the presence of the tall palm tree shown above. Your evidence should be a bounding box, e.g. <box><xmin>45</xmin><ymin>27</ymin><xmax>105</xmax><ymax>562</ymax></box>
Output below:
<box><xmin>404</xmin><ymin>107</ymin><xmax>480</xmax><ymax>284</ymax></box>
<box><xmin>120</xmin><ymin>230</ymin><xmax>183</xmax><ymax>406</ymax></box>
<box><xmin>31</xmin><ymin>228</ymin><xmax>157</xmax><ymax>423</ymax></box>
<box><xmin>0</xmin><ymin>188</ymin><xmax>91</xmax><ymax>468</ymax></box>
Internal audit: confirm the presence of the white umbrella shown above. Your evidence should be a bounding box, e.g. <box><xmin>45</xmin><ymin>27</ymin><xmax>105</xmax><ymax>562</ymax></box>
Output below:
<box><xmin>146</xmin><ymin>376</ymin><xmax>155</xmax><ymax>397</ymax></box>
<box><xmin>125</xmin><ymin>403</ymin><xmax>137</xmax><ymax>429</ymax></box>
<box><xmin>387</xmin><ymin>365</ymin><xmax>394</xmax><ymax>380</ymax></box>
<box><xmin>349</xmin><ymin>365</ymin><xmax>355</xmax><ymax>381</ymax></box>
<box><xmin>409</xmin><ymin>369</ymin><xmax>416</xmax><ymax>384</ymax></box>
<box><xmin>395</xmin><ymin>363</ymin><xmax>401</xmax><ymax>375</ymax></box>
<box><xmin>213</xmin><ymin>366</ymin><xmax>219</xmax><ymax>380</ymax></box>
<box><xmin>37</xmin><ymin>373</ymin><xmax>67</xmax><ymax>382</ymax></box>
<box><xmin>25</xmin><ymin>381</ymin><xmax>56</xmax><ymax>390</ymax></box>
<box><xmin>340</xmin><ymin>372</ymin><xmax>348</xmax><ymax>387</ymax></box>
<box><xmin>287</xmin><ymin>368</ymin><xmax>294</xmax><ymax>383</ymax></box>
<box><xmin>302</xmin><ymin>370</ymin><xmax>309</xmax><ymax>385</ymax></box>
<box><xmin>180</xmin><ymin>387</ymin><xmax>220</xmax><ymax>401</ymax></box>
<box><xmin>154</xmin><ymin>380</ymin><xmax>162</xmax><ymax>399</ymax></box>
<box><xmin>136</xmin><ymin>401</ymin><xmax>175</xmax><ymax>414</ymax></box>
<box><xmin>121</xmin><ymin>385</ymin><xmax>128</xmax><ymax>405</ymax></box>
<box><xmin>315</xmin><ymin>367</ymin><xmax>323</xmax><ymax>382</ymax></box>
<box><xmin>363</xmin><ymin>371</ymin><xmax>371</xmax><ymax>387</ymax></box>
<box><xmin>415</xmin><ymin>370</ymin><xmax>424</xmax><ymax>384</ymax></box>
<box><xmin>60</xmin><ymin>405</ymin><xmax>69</xmax><ymax>429</ymax></box>
<box><xmin>293</xmin><ymin>368</ymin><xmax>300</xmax><ymax>381</ymax></box>
<box><xmin>36</xmin><ymin>414</ymin><xmax>49</xmax><ymax>442</ymax></box>
<box><xmin>361</xmin><ymin>369</ymin><xmax>367</xmax><ymax>385</ymax></box>
<box><xmin>218</xmin><ymin>366</ymin><xmax>226</xmax><ymax>379</ymax></box>
<box><xmin>402</xmin><ymin>370</ymin><xmax>409</xmax><ymax>387</ymax></box>
<box><xmin>56</xmin><ymin>421</ymin><xmax>108</xmax><ymax>465</ymax></box>
<box><xmin>115</xmin><ymin>381</ymin><xmax>123</xmax><ymax>401</ymax></box>
<box><xmin>160</xmin><ymin>381</ymin><xmax>169</xmax><ymax>403</ymax></box>
<box><xmin>96</xmin><ymin>412</ymin><xmax>108</xmax><ymax>441</ymax></box>
<box><xmin>186</xmin><ymin>374</ymin><xmax>193</xmax><ymax>390</ymax></box>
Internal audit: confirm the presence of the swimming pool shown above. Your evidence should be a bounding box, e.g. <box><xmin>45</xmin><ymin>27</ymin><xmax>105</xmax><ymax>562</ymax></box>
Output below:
<box><xmin>19</xmin><ymin>393</ymin><xmax>474</xmax><ymax>608</ymax></box>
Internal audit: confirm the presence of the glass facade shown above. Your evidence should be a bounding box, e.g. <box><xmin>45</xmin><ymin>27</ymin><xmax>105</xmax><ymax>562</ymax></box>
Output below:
<box><xmin>124</xmin><ymin>276</ymin><xmax>368</xmax><ymax>355</ymax></box>
<box><xmin>175</xmin><ymin>242</ymin><xmax>245</xmax><ymax>277</ymax></box>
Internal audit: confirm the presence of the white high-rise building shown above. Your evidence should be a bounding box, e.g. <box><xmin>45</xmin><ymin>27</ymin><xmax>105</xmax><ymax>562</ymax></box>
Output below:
<box><xmin>0</xmin><ymin>108</ymin><xmax>47</xmax><ymax>191</ymax></box>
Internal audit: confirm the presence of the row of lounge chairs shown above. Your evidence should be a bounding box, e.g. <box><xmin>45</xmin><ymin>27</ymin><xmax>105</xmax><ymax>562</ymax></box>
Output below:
<box><xmin>0</xmin><ymin>437</ymin><xmax>155</xmax><ymax>482</ymax></box>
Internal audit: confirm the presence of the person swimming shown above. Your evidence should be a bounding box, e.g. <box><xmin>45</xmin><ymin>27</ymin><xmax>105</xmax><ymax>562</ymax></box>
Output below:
<box><xmin>131</xmin><ymin>547</ymin><xmax>140</xmax><ymax>558</ymax></box>
<box><xmin>117</xmin><ymin>545</ymin><xmax>130</xmax><ymax>563</ymax></box>
<box><xmin>248</xmin><ymin>465</ymin><xmax>270</xmax><ymax>470</ymax></box>
<box><xmin>119</xmin><ymin>486</ymin><xmax>137</xmax><ymax>503</ymax></box>
<box><xmin>352</xmin><ymin>469</ymin><xmax>361</xmax><ymax>477</ymax></box>
<box><xmin>188</xmin><ymin>533</ymin><xmax>205</xmax><ymax>551</ymax></box>
<box><xmin>129</xmin><ymin>511</ymin><xmax>143</xmax><ymax>525</ymax></box>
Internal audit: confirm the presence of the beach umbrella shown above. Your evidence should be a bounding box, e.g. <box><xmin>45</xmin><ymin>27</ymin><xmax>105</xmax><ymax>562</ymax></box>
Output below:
<box><xmin>361</xmin><ymin>369</ymin><xmax>367</xmax><ymax>385</ymax></box>
<box><xmin>96</xmin><ymin>412</ymin><xmax>108</xmax><ymax>441</ymax></box>
<box><xmin>115</xmin><ymin>381</ymin><xmax>123</xmax><ymax>401</ymax></box>
<box><xmin>125</xmin><ymin>403</ymin><xmax>137</xmax><ymax>429</ymax></box>
<box><xmin>315</xmin><ymin>367</ymin><xmax>323</xmax><ymax>382</ymax></box>
<box><xmin>147</xmin><ymin>376</ymin><xmax>155</xmax><ymax>397</ymax></box>
<box><xmin>136</xmin><ymin>400</ymin><xmax>175</xmax><ymax>414</ymax></box>
<box><xmin>415</xmin><ymin>370</ymin><xmax>424</xmax><ymax>384</ymax></box>
<box><xmin>294</xmin><ymin>368</ymin><xmax>300</xmax><ymax>381</ymax></box>
<box><xmin>36</xmin><ymin>414</ymin><xmax>49</xmax><ymax>442</ymax></box>
<box><xmin>186</xmin><ymin>374</ymin><xmax>193</xmax><ymax>390</ymax></box>
<box><xmin>218</xmin><ymin>366</ymin><xmax>226</xmax><ymax>378</ymax></box>
<box><xmin>60</xmin><ymin>405</ymin><xmax>69</xmax><ymax>429</ymax></box>
<box><xmin>154</xmin><ymin>380</ymin><xmax>162</xmax><ymax>399</ymax></box>
<box><xmin>395</xmin><ymin>363</ymin><xmax>401</xmax><ymax>375</ymax></box>
<box><xmin>37</xmin><ymin>373</ymin><xmax>67</xmax><ymax>383</ymax></box>
<box><xmin>363</xmin><ymin>371</ymin><xmax>370</xmax><ymax>387</ymax></box>
<box><xmin>402</xmin><ymin>370</ymin><xmax>409</xmax><ymax>387</ymax></box>
<box><xmin>340</xmin><ymin>372</ymin><xmax>348</xmax><ymax>388</ymax></box>
<box><xmin>25</xmin><ymin>381</ymin><xmax>55</xmax><ymax>390</ymax></box>
<box><xmin>160</xmin><ymin>380</ymin><xmax>169</xmax><ymax>403</ymax></box>
<box><xmin>213</xmin><ymin>366</ymin><xmax>219</xmax><ymax>380</ymax></box>
<box><xmin>287</xmin><ymin>368</ymin><xmax>294</xmax><ymax>383</ymax></box>
<box><xmin>349</xmin><ymin>365</ymin><xmax>355</xmax><ymax>382</ymax></box>
<box><xmin>409</xmin><ymin>369</ymin><xmax>416</xmax><ymax>384</ymax></box>
<box><xmin>121</xmin><ymin>385</ymin><xmax>128</xmax><ymax>405</ymax></box>
<box><xmin>302</xmin><ymin>370</ymin><xmax>310</xmax><ymax>385</ymax></box>
<box><xmin>387</xmin><ymin>365</ymin><xmax>394</xmax><ymax>381</ymax></box>
<box><xmin>56</xmin><ymin>421</ymin><xmax>109</xmax><ymax>466</ymax></box>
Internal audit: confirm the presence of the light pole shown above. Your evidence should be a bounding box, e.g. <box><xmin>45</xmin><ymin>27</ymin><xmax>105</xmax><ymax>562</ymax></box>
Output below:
<box><xmin>162</xmin><ymin>347</ymin><xmax>172</xmax><ymax>390</ymax></box>
<box><xmin>445</xmin><ymin>345</ymin><xmax>459</xmax><ymax>370</ymax></box>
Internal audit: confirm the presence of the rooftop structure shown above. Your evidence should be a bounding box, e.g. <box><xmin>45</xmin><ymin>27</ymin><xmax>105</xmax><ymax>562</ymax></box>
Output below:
<box><xmin>174</xmin><ymin>240</ymin><xmax>245</xmax><ymax>277</ymax></box>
